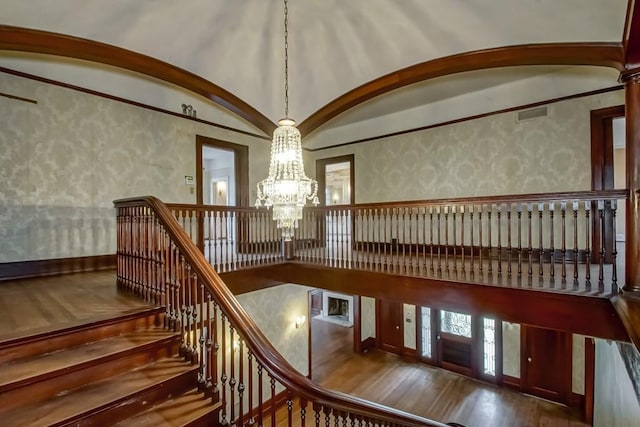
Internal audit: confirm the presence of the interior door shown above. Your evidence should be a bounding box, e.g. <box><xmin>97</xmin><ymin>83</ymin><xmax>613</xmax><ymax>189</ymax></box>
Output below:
<box><xmin>378</xmin><ymin>300</ymin><xmax>403</xmax><ymax>354</ymax></box>
<box><xmin>522</xmin><ymin>326</ymin><xmax>571</xmax><ymax>404</ymax></box>
<box><xmin>437</xmin><ymin>310</ymin><xmax>474</xmax><ymax>376</ymax></box>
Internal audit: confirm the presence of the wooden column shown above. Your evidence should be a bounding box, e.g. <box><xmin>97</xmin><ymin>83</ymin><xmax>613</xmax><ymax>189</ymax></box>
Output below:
<box><xmin>625</xmin><ymin>72</ymin><xmax>640</xmax><ymax>292</ymax></box>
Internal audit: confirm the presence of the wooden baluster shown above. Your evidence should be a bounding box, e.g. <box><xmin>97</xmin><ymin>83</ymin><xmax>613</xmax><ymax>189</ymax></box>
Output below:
<box><xmin>429</xmin><ymin>207</ymin><xmax>434</xmax><ymax>272</ymax></box>
<box><xmin>270</xmin><ymin>375</ymin><xmax>276</xmax><ymax>427</ymax></box>
<box><xmin>538</xmin><ymin>203</ymin><xmax>544</xmax><ymax>277</ymax></box>
<box><xmin>206</xmin><ymin>294</ymin><xmax>213</xmax><ymax>392</ymax></box>
<box><xmin>549</xmin><ymin>202</ymin><xmax>555</xmax><ymax>279</ymax></box>
<box><xmin>407</xmin><ymin>208</ymin><xmax>413</xmax><ymax>275</ymax></box>
<box><xmin>452</xmin><ymin>206</ymin><xmax>457</xmax><ymax>272</ymax></box>
<box><xmin>470</xmin><ymin>206</ymin><xmax>475</xmax><ymax>273</ymax></box>
<box><xmin>572</xmin><ymin>201</ymin><xmax>579</xmax><ymax>281</ymax></box>
<box><xmin>527</xmin><ymin>203</ymin><xmax>533</xmax><ymax>276</ymax></box>
<box><xmin>220</xmin><ymin>313</ymin><xmax>228</xmax><ymax>425</ymax></box>
<box><xmin>287</xmin><ymin>395</ymin><xmax>293</xmax><ymax>427</ymax></box>
<box><xmin>421</xmin><ymin>208</ymin><xmax>427</xmax><ymax>275</ymax></box>
<box><xmin>300</xmin><ymin>398</ymin><xmax>307</xmax><ymax>427</ymax></box>
<box><xmin>314</xmin><ymin>405</ymin><xmax>321</xmax><ymax>427</ymax></box>
<box><xmin>199</xmin><ymin>282</ymin><xmax>206</xmax><ymax>383</ymax></box>
<box><xmin>437</xmin><ymin>206</ymin><xmax>442</xmax><ymax>273</ymax></box>
<box><xmin>479</xmin><ymin>205</ymin><xmax>484</xmax><ymax>273</ymax></box>
<box><xmin>247</xmin><ymin>351</ymin><xmax>254</xmax><ymax>424</ymax></box>
<box><xmin>507</xmin><ymin>204</ymin><xmax>512</xmax><ymax>276</ymax></box>
<box><xmin>487</xmin><ymin>205</ymin><xmax>492</xmax><ymax>274</ymax></box>
<box><xmin>561</xmin><ymin>201</ymin><xmax>567</xmax><ymax>281</ymax></box>
<box><xmin>460</xmin><ymin>206</ymin><xmax>465</xmax><ymax>272</ymax></box>
<box><xmin>212</xmin><ymin>302</ymin><xmax>219</xmax><ymax>394</ymax></box>
<box><xmin>497</xmin><ymin>204</ymin><xmax>502</xmax><ymax>274</ymax></box>
<box><xmin>585</xmin><ymin>202</ymin><xmax>591</xmax><ymax>282</ymax></box>
<box><xmin>257</xmin><ymin>364</ymin><xmax>264</xmax><ymax>427</ymax></box>
<box><xmin>517</xmin><ymin>204</ymin><xmax>522</xmax><ymax>277</ymax></box>
<box><xmin>444</xmin><ymin>206</ymin><xmax>449</xmax><ymax>272</ymax></box>
<box><xmin>395</xmin><ymin>208</ymin><xmax>400</xmax><ymax>274</ymax></box>
<box><xmin>612</xmin><ymin>199</ymin><xmax>618</xmax><ymax>291</ymax></box>
<box><xmin>238</xmin><ymin>337</ymin><xmax>245</xmax><ymax>427</ymax></box>
<box><xmin>184</xmin><ymin>266</ymin><xmax>193</xmax><ymax>360</ymax></box>
<box><xmin>191</xmin><ymin>271</ymin><xmax>198</xmax><ymax>360</ymax></box>
<box><xmin>598</xmin><ymin>200</ymin><xmax>605</xmax><ymax>283</ymax></box>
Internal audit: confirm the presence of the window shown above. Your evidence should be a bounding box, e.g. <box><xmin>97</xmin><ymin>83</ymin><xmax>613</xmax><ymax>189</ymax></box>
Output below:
<box><xmin>420</xmin><ymin>307</ymin><xmax>431</xmax><ymax>358</ymax></box>
<box><xmin>440</xmin><ymin>310</ymin><xmax>472</xmax><ymax>338</ymax></box>
<box><xmin>483</xmin><ymin>318</ymin><xmax>496</xmax><ymax>376</ymax></box>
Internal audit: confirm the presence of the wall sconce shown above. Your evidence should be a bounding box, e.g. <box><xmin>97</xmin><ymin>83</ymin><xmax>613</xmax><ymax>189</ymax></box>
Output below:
<box><xmin>295</xmin><ymin>315</ymin><xmax>306</xmax><ymax>329</ymax></box>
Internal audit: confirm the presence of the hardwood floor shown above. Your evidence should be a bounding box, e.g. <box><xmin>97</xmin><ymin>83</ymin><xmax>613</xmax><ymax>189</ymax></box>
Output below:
<box><xmin>0</xmin><ymin>270</ymin><xmax>151</xmax><ymax>340</ymax></box>
<box><xmin>310</xmin><ymin>318</ymin><xmax>588</xmax><ymax>427</ymax></box>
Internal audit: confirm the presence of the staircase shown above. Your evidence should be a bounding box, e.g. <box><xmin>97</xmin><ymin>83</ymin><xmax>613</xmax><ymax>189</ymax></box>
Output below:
<box><xmin>0</xmin><ymin>306</ymin><xmax>221</xmax><ymax>426</ymax></box>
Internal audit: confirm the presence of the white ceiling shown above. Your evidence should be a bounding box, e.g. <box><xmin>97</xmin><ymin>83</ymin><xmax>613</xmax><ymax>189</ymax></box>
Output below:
<box><xmin>0</xmin><ymin>0</ymin><xmax>630</xmax><ymax>147</ymax></box>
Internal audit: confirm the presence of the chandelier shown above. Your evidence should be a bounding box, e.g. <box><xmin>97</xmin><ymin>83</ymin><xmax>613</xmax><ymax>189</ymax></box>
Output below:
<box><xmin>255</xmin><ymin>0</ymin><xmax>318</xmax><ymax>241</ymax></box>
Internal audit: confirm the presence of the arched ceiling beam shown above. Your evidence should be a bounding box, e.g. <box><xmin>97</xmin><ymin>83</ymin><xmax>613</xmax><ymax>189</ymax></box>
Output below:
<box><xmin>298</xmin><ymin>43</ymin><xmax>625</xmax><ymax>136</ymax></box>
<box><xmin>0</xmin><ymin>25</ymin><xmax>276</xmax><ymax>136</ymax></box>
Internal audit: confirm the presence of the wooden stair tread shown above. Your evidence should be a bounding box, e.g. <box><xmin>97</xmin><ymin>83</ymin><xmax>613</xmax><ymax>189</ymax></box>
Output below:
<box><xmin>2</xmin><ymin>358</ymin><xmax>197</xmax><ymax>426</ymax></box>
<box><xmin>0</xmin><ymin>328</ymin><xmax>177</xmax><ymax>390</ymax></box>
<box><xmin>114</xmin><ymin>388</ymin><xmax>220</xmax><ymax>426</ymax></box>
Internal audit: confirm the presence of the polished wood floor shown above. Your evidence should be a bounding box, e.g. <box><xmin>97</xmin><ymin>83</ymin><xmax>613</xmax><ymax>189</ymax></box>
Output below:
<box><xmin>0</xmin><ymin>270</ymin><xmax>151</xmax><ymax>340</ymax></box>
<box><xmin>310</xmin><ymin>318</ymin><xmax>589</xmax><ymax>427</ymax></box>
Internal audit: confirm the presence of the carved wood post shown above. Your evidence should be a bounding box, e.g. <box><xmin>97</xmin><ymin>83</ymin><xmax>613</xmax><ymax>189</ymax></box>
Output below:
<box><xmin>624</xmin><ymin>72</ymin><xmax>640</xmax><ymax>292</ymax></box>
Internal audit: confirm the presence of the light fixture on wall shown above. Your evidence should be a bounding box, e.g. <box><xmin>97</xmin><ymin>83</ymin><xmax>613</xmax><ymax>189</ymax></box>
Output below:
<box><xmin>295</xmin><ymin>315</ymin><xmax>306</xmax><ymax>329</ymax></box>
<box><xmin>255</xmin><ymin>0</ymin><xmax>318</xmax><ymax>241</ymax></box>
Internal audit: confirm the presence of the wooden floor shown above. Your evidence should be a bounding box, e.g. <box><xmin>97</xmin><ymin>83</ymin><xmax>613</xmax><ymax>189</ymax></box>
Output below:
<box><xmin>310</xmin><ymin>318</ymin><xmax>589</xmax><ymax>427</ymax></box>
<box><xmin>0</xmin><ymin>270</ymin><xmax>151</xmax><ymax>340</ymax></box>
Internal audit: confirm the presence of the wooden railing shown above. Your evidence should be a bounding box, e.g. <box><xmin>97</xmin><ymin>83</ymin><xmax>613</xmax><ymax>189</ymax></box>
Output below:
<box><xmin>168</xmin><ymin>190</ymin><xmax>627</xmax><ymax>294</ymax></box>
<box><xmin>114</xmin><ymin>196</ymin><xmax>447</xmax><ymax>427</ymax></box>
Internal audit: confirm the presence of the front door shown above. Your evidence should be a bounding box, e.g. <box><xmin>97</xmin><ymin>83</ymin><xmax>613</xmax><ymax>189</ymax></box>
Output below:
<box><xmin>522</xmin><ymin>326</ymin><xmax>571</xmax><ymax>404</ymax></box>
<box><xmin>437</xmin><ymin>310</ymin><xmax>474</xmax><ymax>376</ymax></box>
<box><xmin>378</xmin><ymin>300</ymin><xmax>403</xmax><ymax>354</ymax></box>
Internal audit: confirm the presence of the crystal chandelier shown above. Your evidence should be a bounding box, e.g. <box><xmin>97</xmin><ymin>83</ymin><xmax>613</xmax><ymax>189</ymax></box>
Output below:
<box><xmin>255</xmin><ymin>0</ymin><xmax>318</xmax><ymax>241</ymax></box>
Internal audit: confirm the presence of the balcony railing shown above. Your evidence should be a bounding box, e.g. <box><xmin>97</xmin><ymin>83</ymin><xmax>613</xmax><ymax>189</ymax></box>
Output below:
<box><xmin>168</xmin><ymin>189</ymin><xmax>627</xmax><ymax>295</ymax></box>
<box><xmin>115</xmin><ymin>196</ymin><xmax>447</xmax><ymax>427</ymax></box>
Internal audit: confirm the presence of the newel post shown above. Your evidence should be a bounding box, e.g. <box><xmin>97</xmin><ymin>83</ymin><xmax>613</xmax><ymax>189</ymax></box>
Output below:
<box><xmin>624</xmin><ymin>71</ymin><xmax>640</xmax><ymax>292</ymax></box>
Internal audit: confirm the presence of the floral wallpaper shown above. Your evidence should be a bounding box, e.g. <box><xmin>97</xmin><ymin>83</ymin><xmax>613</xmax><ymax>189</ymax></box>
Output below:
<box><xmin>0</xmin><ymin>71</ymin><xmax>270</xmax><ymax>263</ymax></box>
<box><xmin>236</xmin><ymin>284</ymin><xmax>312</xmax><ymax>376</ymax></box>
<box><xmin>309</xmin><ymin>90</ymin><xmax>625</xmax><ymax>203</ymax></box>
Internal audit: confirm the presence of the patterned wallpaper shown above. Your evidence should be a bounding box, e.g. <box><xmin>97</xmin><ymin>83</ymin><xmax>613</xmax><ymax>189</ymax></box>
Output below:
<box><xmin>236</xmin><ymin>284</ymin><xmax>312</xmax><ymax>376</ymax></box>
<box><xmin>309</xmin><ymin>90</ymin><xmax>624</xmax><ymax>203</ymax></box>
<box><xmin>0</xmin><ymin>71</ymin><xmax>270</xmax><ymax>263</ymax></box>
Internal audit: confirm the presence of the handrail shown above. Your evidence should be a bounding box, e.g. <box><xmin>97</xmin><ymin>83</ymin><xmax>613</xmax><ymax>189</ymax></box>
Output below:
<box><xmin>114</xmin><ymin>196</ymin><xmax>447</xmax><ymax>427</ymax></box>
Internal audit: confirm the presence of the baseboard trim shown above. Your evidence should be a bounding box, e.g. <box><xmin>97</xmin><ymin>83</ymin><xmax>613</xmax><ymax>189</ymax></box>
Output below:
<box><xmin>0</xmin><ymin>254</ymin><xmax>116</xmax><ymax>281</ymax></box>
<box><xmin>361</xmin><ymin>337</ymin><xmax>377</xmax><ymax>353</ymax></box>
<box><xmin>568</xmin><ymin>392</ymin><xmax>585</xmax><ymax>409</ymax></box>
<box><xmin>502</xmin><ymin>374</ymin><xmax>521</xmax><ymax>390</ymax></box>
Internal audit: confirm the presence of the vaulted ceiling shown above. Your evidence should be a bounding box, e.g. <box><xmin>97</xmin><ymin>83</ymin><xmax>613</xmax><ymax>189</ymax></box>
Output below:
<box><xmin>0</xmin><ymin>0</ymin><xmax>634</xmax><ymax>149</ymax></box>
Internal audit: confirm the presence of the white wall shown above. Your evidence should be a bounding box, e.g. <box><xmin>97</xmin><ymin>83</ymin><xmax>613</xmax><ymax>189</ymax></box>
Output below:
<box><xmin>403</xmin><ymin>303</ymin><xmax>416</xmax><ymax>350</ymax></box>
<box><xmin>360</xmin><ymin>296</ymin><xmax>376</xmax><ymax>341</ymax></box>
<box><xmin>594</xmin><ymin>339</ymin><xmax>640</xmax><ymax>427</ymax></box>
<box><xmin>0</xmin><ymin>71</ymin><xmax>270</xmax><ymax>262</ymax></box>
<box><xmin>502</xmin><ymin>322</ymin><xmax>521</xmax><ymax>378</ymax></box>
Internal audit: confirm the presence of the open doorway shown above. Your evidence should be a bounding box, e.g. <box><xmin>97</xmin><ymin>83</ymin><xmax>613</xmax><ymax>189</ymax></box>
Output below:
<box><xmin>316</xmin><ymin>155</ymin><xmax>355</xmax><ymax>206</ymax></box>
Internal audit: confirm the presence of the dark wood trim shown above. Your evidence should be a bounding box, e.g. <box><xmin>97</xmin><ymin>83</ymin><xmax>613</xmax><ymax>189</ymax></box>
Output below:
<box><xmin>0</xmin><ymin>67</ymin><xmax>270</xmax><ymax>141</ymax></box>
<box><xmin>624</xmin><ymin>75</ymin><xmax>640</xmax><ymax>291</ymax></box>
<box><xmin>568</xmin><ymin>392</ymin><xmax>585</xmax><ymax>409</ymax></box>
<box><xmin>360</xmin><ymin>337</ymin><xmax>377</xmax><ymax>353</ymax></box>
<box><xmin>611</xmin><ymin>293</ymin><xmax>640</xmax><ymax>352</ymax></box>
<box><xmin>591</xmin><ymin>105</ymin><xmax>625</xmax><ymax>191</ymax></box>
<box><xmin>268</xmin><ymin>262</ymin><xmax>629</xmax><ymax>342</ymax></box>
<box><xmin>0</xmin><ymin>91</ymin><xmax>37</xmax><ymax>104</ymax></box>
<box><xmin>305</xmin><ymin>85</ymin><xmax>623</xmax><ymax>152</ymax></box>
<box><xmin>0</xmin><ymin>254</ymin><xmax>116</xmax><ymax>281</ymax></box>
<box><xmin>502</xmin><ymin>374</ymin><xmax>521</xmax><ymax>390</ymax></box>
<box><xmin>299</xmin><ymin>43</ymin><xmax>624</xmax><ymax>136</ymax></box>
<box><xmin>623</xmin><ymin>0</ymin><xmax>640</xmax><ymax>67</ymax></box>
<box><xmin>584</xmin><ymin>336</ymin><xmax>595</xmax><ymax>424</ymax></box>
<box><xmin>195</xmin><ymin>136</ymin><xmax>250</xmax><ymax>207</ymax></box>
<box><xmin>0</xmin><ymin>26</ymin><xmax>276</xmax><ymax>135</ymax></box>
<box><xmin>315</xmin><ymin>155</ymin><xmax>355</xmax><ymax>205</ymax></box>
<box><xmin>353</xmin><ymin>295</ymin><xmax>362</xmax><ymax>353</ymax></box>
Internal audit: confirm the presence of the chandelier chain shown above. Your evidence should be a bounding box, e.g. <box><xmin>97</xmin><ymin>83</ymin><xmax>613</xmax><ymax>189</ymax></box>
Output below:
<box><xmin>283</xmin><ymin>0</ymin><xmax>289</xmax><ymax>118</ymax></box>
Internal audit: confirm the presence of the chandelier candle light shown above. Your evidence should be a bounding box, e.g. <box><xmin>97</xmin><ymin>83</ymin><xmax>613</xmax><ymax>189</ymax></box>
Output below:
<box><xmin>255</xmin><ymin>0</ymin><xmax>319</xmax><ymax>241</ymax></box>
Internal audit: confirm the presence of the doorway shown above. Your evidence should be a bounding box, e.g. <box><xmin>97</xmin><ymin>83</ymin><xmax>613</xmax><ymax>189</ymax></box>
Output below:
<box><xmin>316</xmin><ymin>155</ymin><xmax>355</xmax><ymax>206</ymax></box>
<box><xmin>521</xmin><ymin>326</ymin><xmax>571</xmax><ymax>404</ymax></box>
<box><xmin>195</xmin><ymin>136</ymin><xmax>249</xmax><ymax>207</ymax></box>
<box><xmin>377</xmin><ymin>299</ymin><xmax>403</xmax><ymax>354</ymax></box>
<box><xmin>436</xmin><ymin>309</ymin><xmax>474</xmax><ymax>377</ymax></box>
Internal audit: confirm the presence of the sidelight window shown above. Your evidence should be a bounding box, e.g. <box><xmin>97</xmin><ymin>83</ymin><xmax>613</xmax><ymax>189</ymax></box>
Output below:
<box><xmin>420</xmin><ymin>307</ymin><xmax>431</xmax><ymax>358</ymax></box>
<box><xmin>483</xmin><ymin>318</ymin><xmax>496</xmax><ymax>376</ymax></box>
